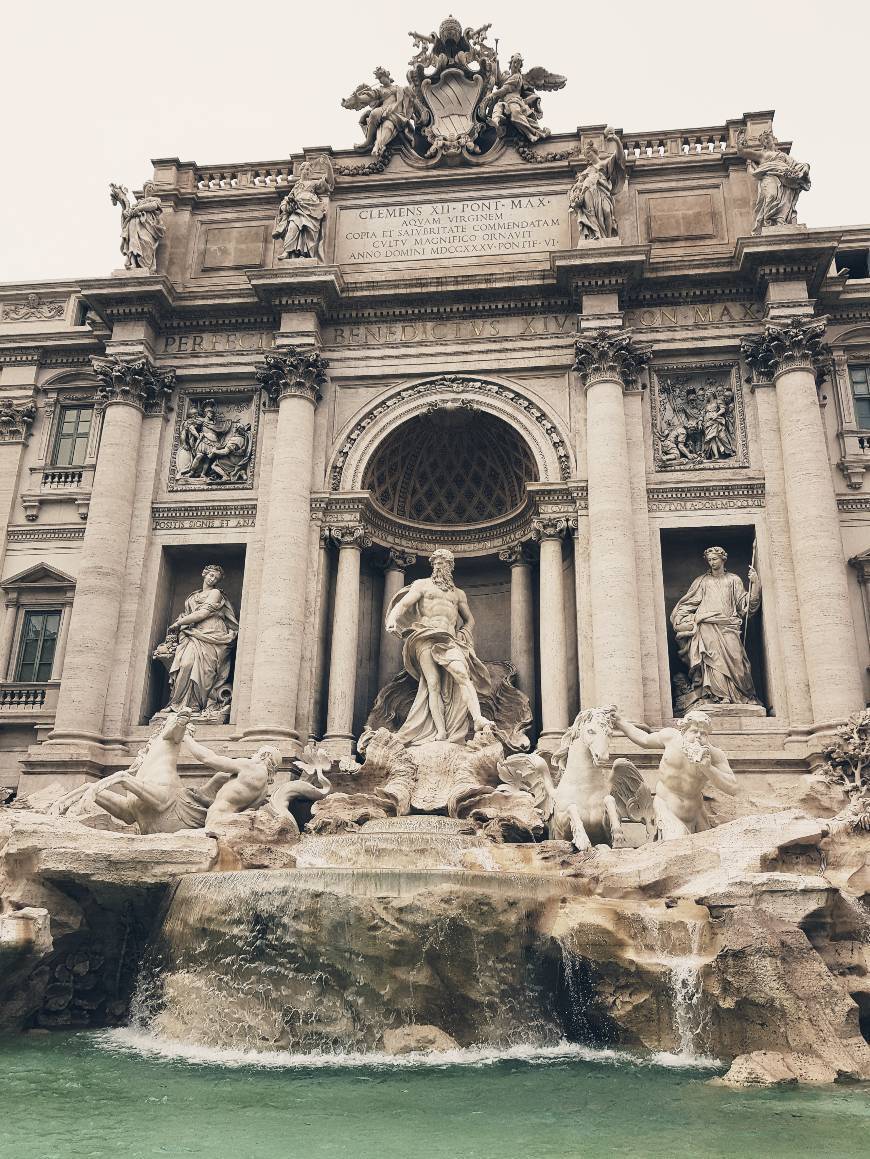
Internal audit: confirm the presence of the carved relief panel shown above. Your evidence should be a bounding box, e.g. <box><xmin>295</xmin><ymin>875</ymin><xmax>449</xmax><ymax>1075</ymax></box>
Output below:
<box><xmin>650</xmin><ymin>362</ymin><xmax>748</xmax><ymax>471</ymax></box>
<box><xmin>168</xmin><ymin>390</ymin><xmax>259</xmax><ymax>491</ymax></box>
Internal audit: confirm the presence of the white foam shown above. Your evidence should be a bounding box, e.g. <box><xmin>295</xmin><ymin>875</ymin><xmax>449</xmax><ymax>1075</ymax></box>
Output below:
<box><xmin>93</xmin><ymin>1029</ymin><xmax>720</xmax><ymax>1073</ymax></box>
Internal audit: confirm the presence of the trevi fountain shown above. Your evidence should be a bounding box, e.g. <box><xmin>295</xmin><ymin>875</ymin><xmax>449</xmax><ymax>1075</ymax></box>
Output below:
<box><xmin>1</xmin><ymin>13</ymin><xmax>870</xmax><ymax>1159</ymax></box>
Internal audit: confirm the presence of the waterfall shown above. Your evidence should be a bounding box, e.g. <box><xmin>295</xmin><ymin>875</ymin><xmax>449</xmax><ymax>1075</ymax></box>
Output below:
<box><xmin>658</xmin><ymin>920</ymin><xmax>710</xmax><ymax>1061</ymax></box>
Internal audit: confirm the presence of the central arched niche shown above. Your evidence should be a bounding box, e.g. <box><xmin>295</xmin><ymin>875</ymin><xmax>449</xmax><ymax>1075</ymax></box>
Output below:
<box><xmin>362</xmin><ymin>408</ymin><xmax>538</xmax><ymax>526</ymax></box>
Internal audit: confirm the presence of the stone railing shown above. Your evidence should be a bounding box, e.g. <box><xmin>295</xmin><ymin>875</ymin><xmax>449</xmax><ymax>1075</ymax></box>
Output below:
<box><xmin>41</xmin><ymin>467</ymin><xmax>83</xmax><ymax>489</ymax></box>
<box><xmin>0</xmin><ymin>682</ymin><xmax>58</xmax><ymax>712</ymax></box>
<box><xmin>623</xmin><ymin>132</ymin><xmax>729</xmax><ymax>158</ymax></box>
<box><xmin>194</xmin><ymin>164</ymin><xmax>294</xmax><ymax>190</ymax></box>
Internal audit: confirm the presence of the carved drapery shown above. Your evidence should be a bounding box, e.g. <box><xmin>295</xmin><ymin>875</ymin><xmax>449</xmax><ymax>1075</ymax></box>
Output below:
<box><xmin>90</xmin><ymin>355</ymin><xmax>176</xmax><ymax>411</ymax></box>
<box><xmin>572</xmin><ymin>330</ymin><xmax>650</xmax><ymax>390</ymax></box>
<box><xmin>255</xmin><ymin>348</ymin><xmax>328</xmax><ymax>407</ymax></box>
<box><xmin>741</xmin><ymin>316</ymin><xmax>831</xmax><ymax>386</ymax></box>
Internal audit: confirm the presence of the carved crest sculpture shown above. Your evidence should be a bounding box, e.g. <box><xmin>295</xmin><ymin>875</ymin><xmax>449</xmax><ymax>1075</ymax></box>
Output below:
<box><xmin>175</xmin><ymin>396</ymin><xmax>254</xmax><ymax>485</ymax></box>
<box><xmin>110</xmin><ymin>181</ymin><xmax>165</xmax><ymax>273</ymax></box>
<box><xmin>653</xmin><ymin>370</ymin><xmax>744</xmax><ymax>469</ymax></box>
<box><xmin>341</xmin><ymin>16</ymin><xmax>566</xmax><ymax>165</ymax></box>
<box><xmin>272</xmin><ymin>155</ymin><xmax>334</xmax><ymax>260</ymax></box>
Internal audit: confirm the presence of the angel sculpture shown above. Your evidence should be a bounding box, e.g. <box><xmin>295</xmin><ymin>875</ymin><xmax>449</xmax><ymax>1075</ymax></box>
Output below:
<box><xmin>341</xmin><ymin>68</ymin><xmax>421</xmax><ymax>158</ymax></box>
<box><xmin>498</xmin><ymin>705</ymin><xmax>655</xmax><ymax>851</ymax></box>
<box><xmin>272</xmin><ymin>156</ymin><xmax>334</xmax><ymax>260</ymax></box>
<box><xmin>484</xmin><ymin>53</ymin><xmax>566</xmax><ymax>143</ymax></box>
<box><xmin>568</xmin><ymin>129</ymin><xmax>627</xmax><ymax>241</ymax></box>
<box><xmin>110</xmin><ymin>181</ymin><xmax>165</xmax><ymax>273</ymax></box>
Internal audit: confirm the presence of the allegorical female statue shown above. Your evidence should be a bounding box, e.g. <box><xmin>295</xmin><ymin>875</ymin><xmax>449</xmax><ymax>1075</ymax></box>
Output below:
<box><xmin>153</xmin><ymin>563</ymin><xmax>239</xmax><ymax>721</ymax></box>
<box><xmin>736</xmin><ymin>129</ymin><xmax>811</xmax><ymax>234</ymax></box>
<box><xmin>670</xmin><ymin>546</ymin><xmax>761</xmax><ymax>706</ymax></box>
<box><xmin>110</xmin><ymin>181</ymin><xmax>165</xmax><ymax>273</ymax></box>
<box><xmin>272</xmin><ymin>156</ymin><xmax>334</xmax><ymax>260</ymax></box>
<box><xmin>567</xmin><ymin>128</ymin><xmax>627</xmax><ymax>241</ymax></box>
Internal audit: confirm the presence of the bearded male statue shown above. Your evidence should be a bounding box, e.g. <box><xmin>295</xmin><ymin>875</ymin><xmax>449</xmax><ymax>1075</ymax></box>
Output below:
<box><xmin>384</xmin><ymin>548</ymin><xmax>494</xmax><ymax>745</ymax></box>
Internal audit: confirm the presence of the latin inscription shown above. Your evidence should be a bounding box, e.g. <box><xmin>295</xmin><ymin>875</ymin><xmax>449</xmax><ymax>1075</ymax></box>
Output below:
<box><xmin>334</xmin><ymin>195</ymin><xmax>569</xmax><ymax>264</ymax></box>
<box><xmin>324</xmin><ymin>314</ymin><xmax>577</xmax><ymax>346</ymax></box>
<box><xmin>625</xmin><ymin>303</ymin><xmax>763</xmax><ymax>327</ymax></box>
<box><xmin>160</xmin><ymin>331</ymin><xmax>275</xmax><ymax>354</ymax></box>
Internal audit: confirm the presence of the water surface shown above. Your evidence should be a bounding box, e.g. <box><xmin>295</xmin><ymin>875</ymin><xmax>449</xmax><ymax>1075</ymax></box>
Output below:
<box><xmin>2</xmin><ymin>1032</ymin><xmax>868</xmax><ymax>1159</ymax></box>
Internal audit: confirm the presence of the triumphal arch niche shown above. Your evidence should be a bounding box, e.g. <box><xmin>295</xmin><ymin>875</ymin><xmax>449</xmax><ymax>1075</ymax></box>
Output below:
<box><xmin>1</xmin><ymin>12</ymin><xmax>869</xmax><ymax>798</ymax></box>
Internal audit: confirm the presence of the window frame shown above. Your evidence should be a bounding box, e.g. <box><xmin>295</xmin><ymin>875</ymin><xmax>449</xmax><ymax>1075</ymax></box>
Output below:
<box><xmin>51</xmin><ymin>403</ymin><xmax>94</xmax><ymax>468</ymax></box>
<box><xmin>14</xmin><ymin>609</ymin><xmax>62</xmax><ymax>683</ymax></box>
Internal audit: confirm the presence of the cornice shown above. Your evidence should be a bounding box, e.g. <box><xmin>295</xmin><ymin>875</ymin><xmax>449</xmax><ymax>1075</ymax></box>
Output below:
<box><xmin>80</xmin><ymin>274</ymin><xmax>176</xmax><ymax>327</ymax></box>
<box><xmin>735</xmin><ymin>230</ymin><xmax>840</xmax><ymax>297</ymax></box>
<box><xmin>247</xmin><ymin>266</ymin><xmax>345</xmax><ymax>315</ymax></box>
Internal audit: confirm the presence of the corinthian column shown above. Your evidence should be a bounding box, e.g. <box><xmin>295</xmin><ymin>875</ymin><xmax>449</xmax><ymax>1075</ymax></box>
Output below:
<box><xmin>573</xmin><ymin>331</ymin><xmax>648</xmax><ymax>718</ymax></box>
<box><xmin>532</xmin><ymin>518</ymin><xmax>569</xmax><ymax>747</ymax></box>
<box><xmin>244</xmin><ymin>348</ymin><xmax>328</xmax><ymax>742</ymax></box>
<box><xmin>377</xmin><ymin>550</ymin><xmax>416</xmax><ymax>690</ymax></box>
<box><xmin>743</xmin><ymin>318</ymin><xmax>863</xmax><ymax>723</ymax></box>
<box><xmin>50</xmin><ymin>356</ymin><xmax>175</xmax><ymax>743</ymax></box>
<box><xmin>323</xmin><ymin>524</ymin><xmax>370</xmax><ymax>755</ymax></box>
<box><xmin>499</xmin><ymin>543</ymin><xmax>536</xmax><ymax>716</ymax></box>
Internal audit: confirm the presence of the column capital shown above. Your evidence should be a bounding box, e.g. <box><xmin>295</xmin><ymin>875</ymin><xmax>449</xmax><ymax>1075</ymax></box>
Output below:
<box><xmin>572</xmin><ymin>329</ymin><xmax>650</xmax><ymax>390</ymax></box>
<box><xmin>327</xmin><ymin>523</ymin><xmax>371</xmax><ymax>550</ymax></box>
<box><xmin>741</xmin><ymin>315</ymin><xmax>831</xmax><ymax>387</ymax></box>
<box><xmin>498</xmin><ymin>543</ymin><xmax>532</xmax><ymax>567</ymax></box>
<box><xmin>531</xmin><ymin>516</ymin><xmax>568</xmax><ymax>543</ymax></box>
<box><xmin>383</xmin><ymin>548</ymin><xmax>417</xmax><ymax>572</ymax></box>
<box><xmin>0</xmin><ymin>397</ymin><xmax>36</xmax><ymax>443</ymax></box>
<box><xmin>255</xmin><ymin>348</ymin><xmax>328</xmax><ymax>408</ymax></box>
<box><xmin>91</xmin><ymin>354</ymin><xmax>175</xmax><ymax>411</ymax></box>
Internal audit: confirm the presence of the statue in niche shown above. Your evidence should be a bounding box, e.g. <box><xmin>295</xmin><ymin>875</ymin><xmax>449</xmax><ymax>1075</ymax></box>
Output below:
<box><xmin>484</xmin><ymin>53</ymin><xmax>566</xmax><ymax>143</ymax></box>
<box><xmin>567</xmin><ymin>129</ymin><xmax>626</xmax><ymax>241</ymax></box>
<box><xmin>384</xmin><ymin>548</ymin><xmax>494</xmax><ymax>744</ymax></box>
<box><xmin>178</xmin><ymin>398</ymin><xmax>252</xmax><ymax>484</ymax></box>
<box><xmin>614</xmin><ymin>709</ymin><xmax>738</xmax><ymax>839</ymax></box>
<box><xmin>272</xmin><ymin>155</ymin><xmax>335</xmax><ymax>260</ymax></box>
<box><xmin>670</xmin><ymin>546</ymin><xmax>761</xmax><ymax>707</ymax></box>
<box><xmin>654</xmin><ymin>373</ymin><xmax>738</xmax><ymax>467</ymax></box>
<box><xmin>110</xmin><ymin>181</ymin><xmax>165</xmax><ymax>273</ymax></box>
<box><xmin>736</xmin><ymin>129</ymin><xmax>811</xmax><ymax>233</ymax></box>
<box><xmin>153</xmin><ymin>564</ymin><xmax>239</xmax><ymax>722</ymax></box>
<box><xmin>342</xmin><ymin>68</ymin><xmax>421</xmax><ymax>158</ymax></box>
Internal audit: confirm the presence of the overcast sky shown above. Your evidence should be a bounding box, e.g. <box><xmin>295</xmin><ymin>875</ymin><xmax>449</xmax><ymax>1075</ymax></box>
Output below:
<box><xmin>2</xmin><ymin>0</ymin><xmax>867</xmax><ymax>285</ymax></box>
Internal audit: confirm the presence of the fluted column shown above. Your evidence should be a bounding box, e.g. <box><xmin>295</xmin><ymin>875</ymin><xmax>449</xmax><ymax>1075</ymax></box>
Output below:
<box><xmin>533</xmin><ymin>518</ymin><xmax>569</xmax><ymax>746</ymax></box>
<box><xmin>573</xmin><ymin>330</ymin><xmax>648</xmax><ymax>718</ymax></box>
<box><xmin>50</xmin><ymin>356</ymin><xmax>175</xmax><ymax>743</ymax></box>
<box><xmin>377</xmin><ymin>549</ymin><xmax>416</xmax><ymax>690</ymax></box>
<box><xmin>743</xmin><ymin>318</ymin><xmax>863</xmax><ymax>724</ymax></box>
<box><xmin>244</xmin><ymin>348</ymin><xmax>328</xmax><ymax>742</ymax></box>
<box><xmin>499</xmin><ymin>543</ymin><xmax>536</xmax><ymax>716</ymax></box>
<box><xmin>323</xmin><ymin>525</ymin><xmax>369</xmax><ymax>754</ymax></box>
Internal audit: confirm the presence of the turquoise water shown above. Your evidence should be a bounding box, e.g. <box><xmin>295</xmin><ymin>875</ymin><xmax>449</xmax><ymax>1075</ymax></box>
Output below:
<box><xmin>2</xmin><ymin>1032</ymin><xmax>868</xmax><ymax>1159</ymax></box>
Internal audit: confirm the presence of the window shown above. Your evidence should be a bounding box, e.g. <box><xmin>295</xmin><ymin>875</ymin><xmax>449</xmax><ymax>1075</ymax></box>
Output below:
<box><xmin>849</xmin><ymin>365</ymin><xmax>870</xmax><ymax>429</ymax></box>
<box><xmin>52</xmin><ymin>405</ymin><xmax>92</xmax><ymax>466</ymax></box>
<box><xmin>15</xmin><ymin>610</ymin><xmax>61</xmax><ymax>682</ymax></box>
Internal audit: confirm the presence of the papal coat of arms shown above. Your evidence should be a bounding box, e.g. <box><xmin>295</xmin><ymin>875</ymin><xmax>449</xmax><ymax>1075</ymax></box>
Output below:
<box><xmin>341</xmin><ymin>15</ymin><xmax>566</xmax><ymax>165</ymax></box>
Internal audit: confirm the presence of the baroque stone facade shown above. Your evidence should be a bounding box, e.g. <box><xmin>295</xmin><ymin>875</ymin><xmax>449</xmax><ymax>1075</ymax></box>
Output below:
<box><xmin>1</xmin><ymin>36</ymin><xmax>869</xmax><ymax>792</ymax></box>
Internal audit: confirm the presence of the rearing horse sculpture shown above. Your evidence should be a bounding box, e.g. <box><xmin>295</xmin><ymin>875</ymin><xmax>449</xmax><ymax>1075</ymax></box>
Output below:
<box><xmin>499</xmin><ymin>705</ymin><xmax>655</xmax><ymax>850</ymax></box>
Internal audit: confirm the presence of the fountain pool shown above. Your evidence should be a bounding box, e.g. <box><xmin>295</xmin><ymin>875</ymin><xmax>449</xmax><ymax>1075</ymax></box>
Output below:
<box><xmin>2</xmin><ymin>1032</ymin><xmax>868</xmax><ymax>1159</ymax></box>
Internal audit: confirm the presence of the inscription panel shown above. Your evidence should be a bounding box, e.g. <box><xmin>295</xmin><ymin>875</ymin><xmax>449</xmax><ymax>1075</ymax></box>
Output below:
<box><xmin>334</xmin><ymin>195</ymin><xmax>569</xmax><ymax>264</ymax></box>
<box><xmin>202</xmin><ymin>225</ymin><xmax>267</xmax><ymax>270</ymax></box>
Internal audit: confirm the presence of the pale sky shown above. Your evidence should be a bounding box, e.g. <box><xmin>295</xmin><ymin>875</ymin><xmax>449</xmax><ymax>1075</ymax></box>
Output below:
<box><xmin>2</xmin><ymin>0</ymin><xmax>867</xmax><ymax>285</ymax></box>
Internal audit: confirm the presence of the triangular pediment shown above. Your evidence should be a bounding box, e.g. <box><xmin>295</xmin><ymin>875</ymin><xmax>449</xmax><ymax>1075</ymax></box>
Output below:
<box><xmin>1</xmin><ymin>563</ymin><xmax>76</xmax><ymax>590</ymax></box>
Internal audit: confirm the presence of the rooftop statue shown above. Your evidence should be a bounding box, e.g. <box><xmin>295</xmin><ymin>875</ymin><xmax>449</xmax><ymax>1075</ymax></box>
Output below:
<box><xmin>110</xmin><ymin>181</ymin><xmax>164</xmax><ymax>273</ymax></box>
<box><xmin>341</xmin><ymin>15</ymin><xmax>566</xmax><ymax>164</ymax></box>
<box><xmin>483</xmin><ymin>52</ymin><xmax>565</xmax><ymax>144</ymax></box>
<box><xmin>736</xmin><ymin>128</ymin><xmax>811</xmax><ymax>233</ymax></box>
<box><xmin>272</xmin><ymin>155</ymin><xmax>334</xmax><ymax>260</ymax></box>
<box><xmin>568</xmin><ymin>129</ymin><xmax>627</xmax><ymax>241</ymax></box>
